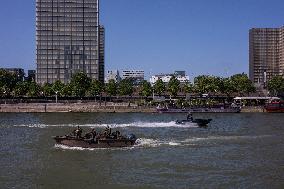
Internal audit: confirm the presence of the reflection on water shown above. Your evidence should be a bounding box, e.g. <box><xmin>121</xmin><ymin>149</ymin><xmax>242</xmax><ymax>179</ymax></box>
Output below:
<box><xmin>0</xmin><ymin>113</ymin><xmax>284</xmax><ymax>189</ymax></box>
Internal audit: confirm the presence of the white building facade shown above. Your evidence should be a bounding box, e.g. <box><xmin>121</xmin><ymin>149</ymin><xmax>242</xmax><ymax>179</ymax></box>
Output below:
<box><xmin>150</xmin><ymin>72</ymin><xmax>190</xmax><ymax>85</ymax></box>
<box><xmin>121</xmin><ymin>70</ymin><xmax>144</xmax><ymax>84</ymax></box>
<box><xmin>121</xmin><ymin>70</ymin><xmax>144</xmax><ymax>80</ymax></box>
<box><xmin>105</xmin><ymin>70</ymin><xmax>120</xmax><ymax>83</ymax></box>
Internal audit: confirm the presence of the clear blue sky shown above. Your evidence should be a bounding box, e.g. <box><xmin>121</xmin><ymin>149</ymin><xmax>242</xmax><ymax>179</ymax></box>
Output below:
<box><xmin>0</xmin><ymin>0</ymin><xmax>283</xmax><ymax>80</ymax></box>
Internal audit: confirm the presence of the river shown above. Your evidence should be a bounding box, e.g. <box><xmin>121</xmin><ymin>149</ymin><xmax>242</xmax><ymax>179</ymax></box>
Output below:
<box><xmin>0</xmin><ymin>113</ymin><xmax>283</xmax><ymax>189</ymax></box>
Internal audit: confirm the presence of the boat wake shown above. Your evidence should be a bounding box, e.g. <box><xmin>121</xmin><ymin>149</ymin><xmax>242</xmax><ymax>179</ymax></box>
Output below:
<box><xmin>54</xmin><ymin>144</ymin><xmax>135</xmax><ymax>151</ymax></box>
<box><xmin>53</xmin><ymin>134</ymin><xmax>274</xmax><ymax>151</ymax></box>
<box><xmin>19</xmin><ymin>121</ymin><xmax>199</xmax><ymax>129</ymax></box>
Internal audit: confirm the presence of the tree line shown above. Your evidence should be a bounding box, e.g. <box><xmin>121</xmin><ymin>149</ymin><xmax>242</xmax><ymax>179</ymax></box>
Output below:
<box><xmin>1</xmin><ymin>69</ymin><xmax>284</xmax><ymax>99</ymax></box>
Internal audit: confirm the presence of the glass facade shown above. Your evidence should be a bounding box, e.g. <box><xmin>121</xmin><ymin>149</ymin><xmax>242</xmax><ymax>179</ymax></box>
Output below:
<box><xmin>36</xmin><ymin>0</ymin><xmax>104</xmax><ymax>84</ymax></box>
<box><xmin>249</xmin><ymin>27</ymin><xmax>284</xmax><ymax>85</ymax></box>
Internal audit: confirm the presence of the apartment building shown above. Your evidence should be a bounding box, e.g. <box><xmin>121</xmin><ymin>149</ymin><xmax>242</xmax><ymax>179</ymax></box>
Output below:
<box><xmin>249</xmin><ymin>26</ymin><xmax>284</xmax><ymax>86</ymax></box>
<box><xmin>36</xmin><ymin>0</ymin><xmax>104</xmax><ymax>84</ymax></box>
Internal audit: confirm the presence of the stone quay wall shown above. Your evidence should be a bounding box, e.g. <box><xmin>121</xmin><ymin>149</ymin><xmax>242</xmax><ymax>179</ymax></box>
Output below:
<box><xmin>0</xmin><ymin>102</ymin><xmax>156</xmax><ymax>113</ymax></box>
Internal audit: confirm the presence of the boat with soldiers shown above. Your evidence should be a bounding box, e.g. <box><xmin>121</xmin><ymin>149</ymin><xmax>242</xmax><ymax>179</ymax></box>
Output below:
<box><xmin>53</xmin><ymin>126</ymin><xmax>137</xmax><ymax>148</ymax></box>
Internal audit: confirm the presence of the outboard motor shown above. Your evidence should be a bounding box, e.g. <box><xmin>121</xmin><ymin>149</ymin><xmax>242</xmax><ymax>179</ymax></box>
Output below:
<box><xmin>126</xmin><ymin>134</ymin><xmax>137</xmax><ymax>140</ymax></box>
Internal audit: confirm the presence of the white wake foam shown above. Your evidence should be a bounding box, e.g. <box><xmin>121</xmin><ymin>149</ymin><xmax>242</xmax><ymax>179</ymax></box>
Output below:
<box><xmin>18</xmin><ymin>121</ymin><xmax>198</xmax><ymax>129</ymax></box>
<box><xmin>54</xmin><ymin>144</ymin><xmax>134</xmax><ymax>151</ymax></box>
<box><xmin>182</xmin><ymin>135</ymin><xmax>273</xmax><ymax>143</ymax></box>
<box><xmin>53</xmin><ymin>135</ymin><xmax>273</xmax><ymax>151</ymax></box>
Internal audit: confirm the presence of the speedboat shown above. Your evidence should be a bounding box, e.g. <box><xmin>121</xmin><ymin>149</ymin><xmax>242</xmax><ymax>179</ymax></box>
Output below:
<box><xmin>176</xmin><ymin>118</ymin><xmax>212</xmax><ymax>127</ymax></box>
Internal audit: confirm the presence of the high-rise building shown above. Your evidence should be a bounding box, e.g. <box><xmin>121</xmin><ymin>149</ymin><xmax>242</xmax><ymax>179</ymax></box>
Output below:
<box><xmin>36</xmin><ymin>0</ymin><xmax>104</xmax><ymax>84</ymax></box>
<box><xmin>98</xmin><ymin>25</ymin><xmax>105</xmax><ymax>83</ymax></box>
<box><xmin>249</xmin><ymin>26</ymin><xmax>284</xmax><ymax>87</ymax></box>
<box><xmin>27</xmin><ymin>70</ymin><xmax>36</xmax><ymax>81</ymax></box>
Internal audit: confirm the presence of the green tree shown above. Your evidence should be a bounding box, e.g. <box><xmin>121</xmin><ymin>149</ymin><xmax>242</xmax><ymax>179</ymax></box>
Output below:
<box><xmin>182</xmin><ymin>81</ymin><xmax>194</xmax><ymax>94</ymax></box>
<box><xmin>267</xmin><ymin>76</ymin><xmax>284</xmax><ymax>96</ymax></box>
<box><xmin>219</xmin><ymin>78</ymin><xmax>235</xmax><ymax>97</ymax></box>
<box><xmin>194</xmin><ymin>75</ymin><xmax>217</xmax><ymax>94</ymax></box>
<box><xmin>27</xmin><ymin>81</ymin><xmax>41</xmax><ymax>97</ymax></box>
<box><xmin>42</xmin><ymin>83</ymin><xmax>53</xmax><ymax>97</ymax></box>
<box><xmin>13</xmin><ymin>81</ymin><xmax>30</xmax><ymax>97</ymax></box>
<box><xmin>52</xmin><ymin>80</ymin><xmax>65</xmax><ymax>96</ymax></box>
<box><xmin>139</xmin><ymin>80</ymin><xmax>152</xmax><ymax>98</ymax></box>
<box><xmin>105</xmin><ymin>79</ymin><xmax>117</xmax><ymax>100</ymax></box>
<box><xmin>118</xmin><ymin>79</ymin><xmax>134</xmax><ymax>96</ymax></box>
<box><xmin>88</xmin><ymin>79</ymin><xmax>104</xmax><ymax>96</ymax></box>
<box><xmin>61</xmin><ymin>83</ymin><xmax>73</xmax><ymax>97</ymax></box>
<box><xmin>167</xmin><ymin>76</ymin><xmax>180</xmax><ymax>97</ymax></box>
<box><xmin>230</xmin><ymin>73</ymin><xmax>255</xmax><ymax>96</ymax></box>
<box><xmin>70</xmin><ymin>72</ymin><xmax>91</xmax><ymax>97</ymax></box>
<box><xmin>153</xmin><ymin>79</ymin><xmax>166</xmax><ymax>96</ymax></box>
<box><xmin>0</xmin><ymin>69</ymin><xmax>18</xmax><ymax>96</ymax></box>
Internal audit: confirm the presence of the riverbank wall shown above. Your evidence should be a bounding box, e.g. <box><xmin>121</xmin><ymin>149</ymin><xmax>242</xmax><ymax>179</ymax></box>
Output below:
<box><xmin>0</xmin><ymin>103</ymin><xmax>266</xmax><ymax>113</ymax></box>
<box><xmin>0</xmin><ymin>103</ymin><xmax>156</xmax><ymax>113</ymax></box>
<box><xmin>240</xmin><ymin>106</ymin><xmax>266</xmax><ymax>113</ymax></box>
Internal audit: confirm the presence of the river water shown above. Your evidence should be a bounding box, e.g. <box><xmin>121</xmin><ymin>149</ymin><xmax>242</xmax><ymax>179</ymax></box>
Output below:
<box><xmin>0</xmin><ymin>113</ymin><xmax>283</xmax><ymax>189</ymax></box>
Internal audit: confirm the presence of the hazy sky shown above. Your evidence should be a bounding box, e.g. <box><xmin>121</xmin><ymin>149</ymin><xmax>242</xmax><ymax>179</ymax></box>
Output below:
<box><xmin>0</xmin><ymin>0</ymin><xmax>283</xmax><ymax>79</ymax></box>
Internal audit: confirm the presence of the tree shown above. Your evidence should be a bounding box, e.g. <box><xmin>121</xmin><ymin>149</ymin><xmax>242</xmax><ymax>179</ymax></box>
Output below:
<box><xmin>194</xmin><ymin>75</ymin><xmax>219</xmax><ymax>94</ymax></box>
<box><xmin>167</xmin><ymin>76</ymin><xmax>180</xmax><ymax>97</ymax></box>
<box><xmin>230</xmin><ymin>73</ymin><xmax>255</xmax><ymax>96</ymax></box>
<box><xmin>88</xmin><ymin>79</ymin><xmax>104</xmax><ymax>96</ymax></box>
<box><xmin>118</xmin><ymin>79</ymin><xmax>133</xmax><ymax>96</ymax></box>
<box><xmin>105</xmin><ymin>79</ymin><xmax>117</xmax><ymax>100</ymax></box>
<box><xmin>61</xmin><ymin>83</ymin><xmax>73</xmax><ymax>97</ymax></box>
<box><xmin>182</xmin><ymin>81</ymin><xmax>194</xmax><ymax>94</ymax></box>
<box><xmin>52</xmin><ymin>80</ymin><xmax>65</xmax><ymax>96</ymax></box>
<box><xmin>27</xmin><ymin>81</ymin><xmax>41</xmax><ymax>97</ymax></box>
<box><xmin>219</xmin><ymin>78</ymin><xmax>235</xmax><ymax>97</ymax></box>
<box><xmin>267</xmin><ymin>76</ymin><xmax>284</xmax><ymax>96</ymax></box>
<box><xmin>0</xmin><ymin>69</ymin><xmax>18</xmax><ymax>96</ymax></box>
<box><xmin>42</xmin><ymin>83</ymin><xmax>53</xmax><ymax>97</ymax></box>
<box><xmin>139</xmin><ymin>80</ymin><xmax>152</xmax><ymax>98</ymax></box>
<box><xmin>13</xmin><ymin>81</ymin><xmax>30</xmax><ymax>97</ymax></box>
<box><xmin>69</xmin><ymin>72</ymin><xmax>91</xmax><ymax>97</ymax></box>
<box><xmin>153</xmin><ymin>79</ymin><xmax>165</xmax><ymax>96</ymax></box>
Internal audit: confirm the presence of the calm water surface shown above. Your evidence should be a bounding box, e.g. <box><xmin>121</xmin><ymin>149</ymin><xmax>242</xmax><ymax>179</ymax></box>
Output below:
<box><xmin>0</xmin><ymin>113</ymin><xmax>284</xmax><ymax>189</ymax></box>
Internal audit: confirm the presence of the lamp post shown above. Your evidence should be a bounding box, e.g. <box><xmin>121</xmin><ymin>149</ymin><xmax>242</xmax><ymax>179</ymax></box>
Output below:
<box><xmin>4</xmin><ymin>90</ymin><xmax>6</xmax><ymax>104</ymax></box>
<box><xmin>55</xmin><ymin>91</ymin><xmax>58</xmax><ymax>103</ymax></box>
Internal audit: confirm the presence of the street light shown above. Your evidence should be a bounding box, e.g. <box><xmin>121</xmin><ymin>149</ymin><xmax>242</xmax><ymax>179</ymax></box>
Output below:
<box><xmin>55</xmin><ymin>91</ymin><xmax>58</xmax><ymax>103</ymax></box>
<box><xmin>3</xmin><ymin>90</ymin><xmax>6</xmax><ymax>104</ymax></box>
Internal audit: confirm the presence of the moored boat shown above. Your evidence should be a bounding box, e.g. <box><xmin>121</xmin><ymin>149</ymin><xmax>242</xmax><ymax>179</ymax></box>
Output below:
<box><xmin>265</xmin><ymin>101</ymin><xmax>284</xmax><ymax>113</ymax></box>
<box><xmin>157</xmin><ymin>107</ymin><xmax>240</xmax><ymax>113</ymax></box>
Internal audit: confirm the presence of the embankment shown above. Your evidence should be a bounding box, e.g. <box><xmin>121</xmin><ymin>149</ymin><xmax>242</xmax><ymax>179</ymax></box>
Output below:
<box><xmin>0</xmin><ymin>103</ymin><xmax>156</xmax><ymax>113</ymax></box>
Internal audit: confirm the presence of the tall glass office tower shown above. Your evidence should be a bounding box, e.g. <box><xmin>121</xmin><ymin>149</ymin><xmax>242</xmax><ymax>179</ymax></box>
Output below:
<box><xmin>36</xmin><ymin>0</ymin><xmax>104</xmax><ymax>84</ymax></box>
<box><xmin>249</xmin><ymin>26</ymin><xmax>284</xmax><ymax>87</ymax></box>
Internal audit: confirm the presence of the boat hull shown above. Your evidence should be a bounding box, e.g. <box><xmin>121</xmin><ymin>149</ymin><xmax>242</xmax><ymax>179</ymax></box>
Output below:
<box><xmin>53</xmin><ymin>136</ymin><xmax>136</xmax><ymax>148</ymax></box>
<box><xmin>176</xmin><ymin>119</ymin><xmax>212</xmax><ymax>127</ymax></box>
<box><xmin>265</xmin><ymin>101</ymin><xmax>284</xmax><ymax>113</ymax></box>
<box><xmin>157</xmin><ymin>108</ymin><xmax>240</xmax><ymax>113</ymax></box>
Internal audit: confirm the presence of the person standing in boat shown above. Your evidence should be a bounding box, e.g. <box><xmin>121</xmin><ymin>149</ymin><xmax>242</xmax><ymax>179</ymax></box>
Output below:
<box><xmin>187</xmin><ymin>113</ymin><xmax>193</xmax><ymax>121</ymax></box>
<box><xmin>74</xmin><ymin>126</ymin><xmax>83</xmax><ymax>138</ymax></box>
<box><xmin>103</xmin><ymin>126</ymin><xmax>111</xmax><ymax>138</ymax></box>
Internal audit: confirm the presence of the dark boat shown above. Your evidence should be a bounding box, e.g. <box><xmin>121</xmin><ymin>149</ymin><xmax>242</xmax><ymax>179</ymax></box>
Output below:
<box><xmin>176</xmin><ymin>119</ymin><xmax>212</xmax><ymax>127</ymax></box>
<box><xmin>265</xmin><ymin>101</ymin><xmax>284</xmax><ymax>113</ymax></box>
<box><xmin>157</xmin><ymin>106</ymin><xmax>240</xmax><ymax>113</ymax></box>
<box><xmin>53</xmin><ymin>127</ymin><xmax>137</xmax><ymax>148</ymax></box>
